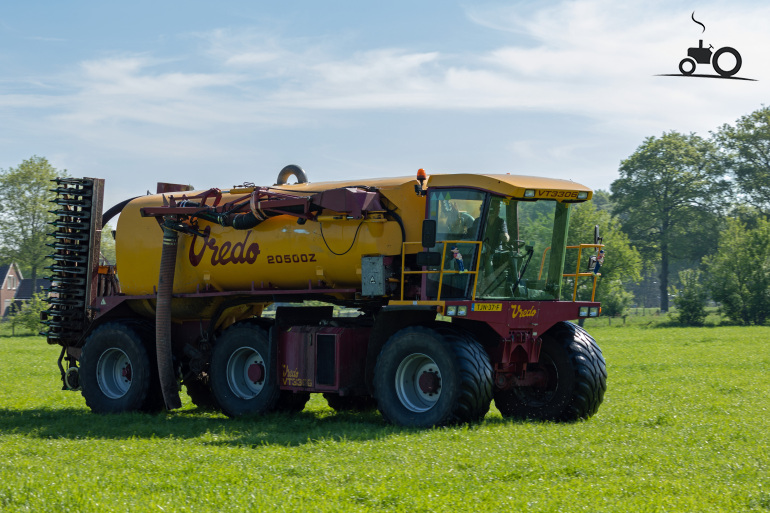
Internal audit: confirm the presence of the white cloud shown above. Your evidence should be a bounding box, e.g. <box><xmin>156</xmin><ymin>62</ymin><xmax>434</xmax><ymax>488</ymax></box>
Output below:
<box><xmin>7</xmin><ymin>1</ymin><xmax>766</xmax><ymax>136</ymax></box>
<box><xmin>225</xmin><ymin>51</ymin><xmax>281</xmax><ymax>66</ymax></box>
<box><xmin>2</xmin><ymin>0</ymin><xmax>768</xmax><ymax>203</ymax></box>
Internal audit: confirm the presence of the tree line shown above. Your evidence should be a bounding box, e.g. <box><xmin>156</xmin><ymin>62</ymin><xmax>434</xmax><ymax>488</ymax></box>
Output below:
<box><xmin>582</xmin><ymin>105</ymin><xmax>770</xmax><ymax>325</ymax></box>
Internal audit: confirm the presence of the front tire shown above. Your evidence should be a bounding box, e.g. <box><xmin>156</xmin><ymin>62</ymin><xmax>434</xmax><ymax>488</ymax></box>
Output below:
<box><xmin>79</xmin><ymin>322</ymin><xmax>153</xmax><ymax>414</ymax></box>
<box><xmin>494</xmin><ymin>321</ymin><xmax>606</xmax><ymax>421</ymax></box>
<box><xmin>209</xmin><ymin>322</ymin><xmax>280</xmax><ymax>417</ymax></box>
<box><xmin>373</xmin><ymin>326</ymin><xmax>493</xmax><ymax>427</ymax></box>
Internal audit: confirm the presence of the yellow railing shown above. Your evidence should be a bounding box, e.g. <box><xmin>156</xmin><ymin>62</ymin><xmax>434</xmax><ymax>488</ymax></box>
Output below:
<box><xmin>539</xmin><ymin>244</ymin><xmax>604</xmax><ymax>302</ymax></box>
<box><xmin>400</xmin><ymin>241</ymin><xmax>483</xmax><ymax>301</ymax></box>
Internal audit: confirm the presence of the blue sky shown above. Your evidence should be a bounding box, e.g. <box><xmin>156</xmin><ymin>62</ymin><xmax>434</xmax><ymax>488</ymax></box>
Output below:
<box><xmin>1</xmin><ymin>0</ymin><xmax>768</xmax><ymax>208</ymax></box>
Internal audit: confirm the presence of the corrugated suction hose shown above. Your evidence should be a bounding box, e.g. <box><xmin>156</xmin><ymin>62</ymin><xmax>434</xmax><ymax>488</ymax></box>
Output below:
<box><xmin>156</xmin><ymin>224</ymin><xmax>182</xmax><ymax>409</ymax></box>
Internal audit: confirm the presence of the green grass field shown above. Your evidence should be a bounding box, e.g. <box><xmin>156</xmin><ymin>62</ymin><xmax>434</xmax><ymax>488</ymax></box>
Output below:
<box><xmin>1</xmin><ymin>326</ymin><xmax>768</xmax><ymax>512</ymax></box>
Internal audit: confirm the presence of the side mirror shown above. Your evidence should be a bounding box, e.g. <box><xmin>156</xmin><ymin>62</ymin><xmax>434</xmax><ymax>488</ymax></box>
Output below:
<box><xmin>422</xmin><ymin>220</ymin><xmax>437</xmax><ymax>249</ymax></box>
<box><xmin>594</xmin><ymin>225</ymin><xmax>603</xmax><ymax>245</ymax></box>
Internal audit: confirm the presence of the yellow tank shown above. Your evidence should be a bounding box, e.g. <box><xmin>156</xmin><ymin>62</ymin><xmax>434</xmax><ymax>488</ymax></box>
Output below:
<box><xmin>114</xmin><ymin>171</ymin><xmax>592</xmax><ymax>322</ymax></box>
<box><xmin>115</xmin><ymin>175</ymin><xmax>425</xmax><ymax>297</ymax></box>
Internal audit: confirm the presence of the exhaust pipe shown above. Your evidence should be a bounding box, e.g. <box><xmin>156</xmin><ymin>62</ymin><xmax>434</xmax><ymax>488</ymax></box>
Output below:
<box><xmin>156</xmin><ymin>223</ymin><xmax>182</xmax><ymax>410</ymax></box>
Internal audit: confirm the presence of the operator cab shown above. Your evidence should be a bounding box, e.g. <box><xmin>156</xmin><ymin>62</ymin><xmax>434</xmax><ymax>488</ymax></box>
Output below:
<box><xmin>425</xmin><ymin>188</ymin><xmax>568</xmax><ymax>301</ymax></box>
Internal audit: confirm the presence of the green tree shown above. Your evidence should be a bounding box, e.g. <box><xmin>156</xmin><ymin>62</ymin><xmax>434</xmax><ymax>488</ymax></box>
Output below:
<box><xmin>100</xmin><ymin>223</ymin><xmax>116</xmax><ymax>264</ymax></box>
<box><xmin>715</xmin><ymin>106</ymin><xmax>770</xmax><ymax>216</ymax></box>
<box><xmin>672</xmin><ymin>269</ymin><xmax>708</xmax><ymax>326</ymax></box>
<box><xmin>8</xmin><ymin>293</ymin><xmax>48</xmax><ymax>335</ymax></box>
<box><xmin>729</xmin><ymin>204</ymin><xmax>765</xmax><ymax>230</ymax></box>
<box><xmin>598</xmin><ymin>280</ymin><xmax>635</xmax><ymax>317</ymax></box>
<box><xmin>564</xmin><ymin>200</ymin><xmax>642</xmax><ymax>316</ymax></box>
<box><xmin>591</xmin><ymin>189</ymin><xmax>613</xmax><ymax>213</ymax></box>
<box><xmin>0</xmin><ymin>156</ymin><xmax>65</xmax><ymax>291</ymax></box>
<box><xmin>703</xmin><ymin>218</ymin><xmax>770</xmax><ymax>325</ymax></box>
<box><xmin>611</xmin><ymin>132</ymin><xmax>727</xmax><ymax>312</ymax></box>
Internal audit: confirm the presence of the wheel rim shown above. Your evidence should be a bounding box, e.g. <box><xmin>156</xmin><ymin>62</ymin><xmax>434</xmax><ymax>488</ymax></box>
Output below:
<box><xmin>226</xmin><ymin>346</ymin><xmax>266</xmax><ymax>400</ymax></box>
<box><xmin>96</xmin><ymin>348</ymin><xmax>132</xmax><ymax>399</ymax></box>
<box><xmin>394</xmin><ymin>353</ymin><xmax>442</xmax><ymax>413</ymax></box>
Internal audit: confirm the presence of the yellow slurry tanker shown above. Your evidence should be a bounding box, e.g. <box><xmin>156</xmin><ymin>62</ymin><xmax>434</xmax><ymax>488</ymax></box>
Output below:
<box><xmin>44</xmin><ymin>166</ymin><xmax>606</xmax><ymax>427</ymax></box>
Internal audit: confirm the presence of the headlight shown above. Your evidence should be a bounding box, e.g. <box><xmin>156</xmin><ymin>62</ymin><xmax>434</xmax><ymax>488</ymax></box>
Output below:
<box><xmin>457</xmin><ymin>306</ymin><xmax>467</xmax><ymax>316</ymax></box>
<box><xmin>589</xmin><ymin>307</ymin><xmax>599</xmax><ymax>317</ymax></box>
<box><xmin>524</xmin><ymin>189</ymin><xmax>535</xmax><ymax>198</ymax></box>
<box><xmin>577</xmin><ymin>191</ymin><xmax>588</xmax><ymax>199</ymax></box>
<box><xmin>579</xmin><ymin>306</ymin><xmax>589</xmax><ymax>317</ymax></box>
<box><xmin>446</xmin><ymin>306</ymin><xmax>457</xmax><ymax>316</ymax></box>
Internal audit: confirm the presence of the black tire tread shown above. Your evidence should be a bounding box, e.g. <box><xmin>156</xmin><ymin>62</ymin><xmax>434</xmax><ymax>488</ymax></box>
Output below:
<box><xmin>210</xmin><ymin>322</ymin><xmax>281</xmax><ymax>418</ymax></box>
<box><xmin>434</xmin><ymin>326</ymin><xmax>493</xmax><ymax>422</ymax></box>
<box><xmin>495</xmin><ymin>321</ymin><xmax>606</xmax><ymax>422</ymax></box>
<box><xmin>80</xmin><ymin>322</ymin><xmax>152</xmax><ymax>414</ymax></box>
<box><xmin>569</xmin><ymin>322</ymin><xmax>607</xmax><ymax>418</ymax></box>
<box><xmin>374</xmin><ymin>325</ymin><xmax>493</xmax><ymax>427</ymax></box>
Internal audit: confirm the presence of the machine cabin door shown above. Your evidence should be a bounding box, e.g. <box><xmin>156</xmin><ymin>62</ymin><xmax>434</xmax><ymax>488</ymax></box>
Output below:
<box><xmin>425</xmin><ymin>188</ymin><xmax>487</xmax><ymax>300</ymax></box>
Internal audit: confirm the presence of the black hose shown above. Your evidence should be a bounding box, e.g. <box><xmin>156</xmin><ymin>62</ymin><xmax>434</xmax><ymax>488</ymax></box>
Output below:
<box><xmin>232</xmin><ymin>212</ymin><xmax>260</xmax><ymax>230</ymax></box>
<box><xmin>156</xmin><ymin>224</ymin><xmax>182</xmax><ymax>410</ymax></box>
<box><xmin>387</xmin><ymin>209</ymin><xmax>406</xmax><ymax>246</ymax></box>
<box><xmin>102</xmin><ymin>197</ymin><xmax>140</xmax><ymax>226</ymax></box>
<box><xmin>320</xmin><ymin>220</ymin><xmax>365</xmax><ymax>256</ymax></box>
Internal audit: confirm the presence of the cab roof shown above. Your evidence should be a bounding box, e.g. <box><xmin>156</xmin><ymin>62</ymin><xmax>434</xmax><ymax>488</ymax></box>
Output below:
<box><xmin>427</xmin><ymin>173</ymin><xmax>593</xmax><ymax>202</ymax></box>
<box><xmin>266</xmin><ymin>172</ymin><xmax>593</xmax><ymax>202</ymax></box>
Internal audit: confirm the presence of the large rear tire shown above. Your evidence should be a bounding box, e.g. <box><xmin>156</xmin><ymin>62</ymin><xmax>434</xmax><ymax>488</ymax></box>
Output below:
<box><xmin>209</xmin><ymin>323</ymin><xmax>281</xmax><ymax>417</ymax></box>
<box><xmin>80</xmin><ymin>322</ymin><xmax>154</xmax><ymax>414</ymax></box>
<box><xmin>373</xmin><ymin>326</ymin><xmax>493</xmax><ymax>427</ymax></box>
<box><xmin>494</xmin><ymin>321</ymin><xmax>606</xmax><ymax>421</ymax></box>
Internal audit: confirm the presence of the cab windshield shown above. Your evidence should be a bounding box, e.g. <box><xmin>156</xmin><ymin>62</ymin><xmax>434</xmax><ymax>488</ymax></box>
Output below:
<box><xmin>476</xmin><ymin>197</ymin><xmax>560</xmax><ymax>300</ymax></box>
<box><xmin>426</xmin><ymin>189</ymin><xmax>568</xmax><ymax>301</ymax></box>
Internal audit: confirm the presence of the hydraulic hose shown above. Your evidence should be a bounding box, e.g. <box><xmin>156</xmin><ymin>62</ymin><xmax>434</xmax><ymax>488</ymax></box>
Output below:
<box><xmin>156</xmin><ymin>223</ymin><xmax>182</xmax><ymax>410</ymax></box>
<box><xmin>102</xmin><ymin>197</ymin><xmax>140</xmax><ymax>226</ymax></box>
<box><xmin>232</xmin><ymin>212</ymin><xmax>260</xmax><ymax>230</ymax></box>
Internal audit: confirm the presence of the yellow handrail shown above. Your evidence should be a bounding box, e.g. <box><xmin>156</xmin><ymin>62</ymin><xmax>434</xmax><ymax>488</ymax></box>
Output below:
<box><xmin>539</xmin><ymin>244</ymin><xmax>604</xmax><ymax>301</ymax></box>
<box><xmin>400</xmin><ymin>241</ymin><xmax>483</xmax><ymax>301</ymax></box>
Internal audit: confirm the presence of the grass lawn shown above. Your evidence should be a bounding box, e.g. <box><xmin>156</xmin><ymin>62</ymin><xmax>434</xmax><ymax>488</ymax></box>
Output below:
<box><xmin>0</xmin><ymin>325</ymin><xmax>768</xmax><ymax>512</ymax></box>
